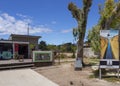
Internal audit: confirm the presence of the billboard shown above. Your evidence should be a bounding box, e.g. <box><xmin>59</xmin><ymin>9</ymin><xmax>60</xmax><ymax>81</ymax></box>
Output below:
<box><xmin>100</xmin><ymin>30</ymin><xmax>119</xmax><ymax>60</ymax></box>
<box><xmin>33</xmin><ymin>51</ymin><xmax>53</xmax><ymax>62</ymax></box>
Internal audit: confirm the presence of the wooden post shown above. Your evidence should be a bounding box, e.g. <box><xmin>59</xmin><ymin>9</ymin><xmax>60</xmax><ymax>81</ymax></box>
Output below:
<box><xmin>99</xmin><ymin>68</ymin><xmax>101</xmax><ymax>79</ymax></box>
<box><xmin>59</xmin><ymin>52</ymin><xmax>60</xmax><ymax>65</ymax></box>
<box><xmin>12</xmin><ymin>42</ymin><xmax>15</xmax><ymax>59</ymax></box>
<box><xmin>118</xmin><ymin>69</ymin><xmax>120</xmax><ymax>78</ymax></box>
<box><xmin>118</xmin><ymin>29</ymin><xmax>120</xmax><ymax>78</ymax></box>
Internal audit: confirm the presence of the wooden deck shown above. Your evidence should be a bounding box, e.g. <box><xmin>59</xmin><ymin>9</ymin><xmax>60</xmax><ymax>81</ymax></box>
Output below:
<box><xmin>0</xmin><ymin>59</ymin><xmax>34</xmax><ymax>70</ymax></box>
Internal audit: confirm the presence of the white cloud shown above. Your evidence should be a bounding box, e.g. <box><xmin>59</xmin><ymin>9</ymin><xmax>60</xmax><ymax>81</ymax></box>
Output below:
<box><xmin>16</xmin><ymin>13</ymin><xmax>28</xmax><ymax>18</ymax></box>
<box><xmin>51</xmin><ymin>21</ymin><xmax>57</xmax><ymax>24</ymax></box>
<box><xmin>29</xmin><ymin>26</ymin><xmax>52</xmax><ymax>34</ymax></box>
<box><xmin>0</xmin><ymin>13</ymin><xmax>52</xmax><ymax>35</ymax></box>
<box><xmin>1</xmin><ymin>13</ymin><xmax>16</xmax><ymax>22</ymax></box>
<box><xmin>61</xmin><ymin>29</ymin><xmax>72</xmax><ymax>33</ymax></box>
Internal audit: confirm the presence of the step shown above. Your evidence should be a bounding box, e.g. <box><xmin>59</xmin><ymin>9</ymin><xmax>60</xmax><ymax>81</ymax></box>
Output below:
<box><xmin>0</xmin><ymin>64</ymin><xmax>34</xmax><ymax>70</ymax></box>
<box><xmin>0</xmin><ymin>62</ymin><xmax>34</xmax><ymax>67</ymax></box>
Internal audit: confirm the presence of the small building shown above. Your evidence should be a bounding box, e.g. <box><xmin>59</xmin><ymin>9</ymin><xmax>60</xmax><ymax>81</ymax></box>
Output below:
<box><xmin>0</xmin><ymin>34</ymin><xmax>41</xmax><ymax>60</ymax></box>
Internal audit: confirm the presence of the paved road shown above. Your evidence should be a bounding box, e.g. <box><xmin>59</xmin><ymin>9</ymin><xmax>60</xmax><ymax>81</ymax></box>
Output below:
<box><xmin>0</xmin><ymin>69</ymin><xmax>58</xmax><ymax>86</ymax></box>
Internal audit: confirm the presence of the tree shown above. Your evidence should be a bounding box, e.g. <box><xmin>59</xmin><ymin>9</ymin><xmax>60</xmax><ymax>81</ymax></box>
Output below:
<box><xmin>88</xmin><ymin>25</ymin><xmax>100</xmax><ymax>53</ymax></box>
<box><xmin>56</xmin><ymin>42</ymin><xmax>76</xmax><ymax>53</ymax></box>
<box><xmin>99</xmin><ymin>0</ymin><xmax>120</xmax><ymax>30</ymax></box>
<box><xmin>39</xmin><ymin>41</ymin><xmax>47</xmax><ymax>50</ymax></box>
<box><xmin>88</xmin><ymin>0</ymin><xmax>120</xmax><ymax>53</ymax></box>
<box><xmin>47</xmin><ymin>44</ymin><xmax>57</xmax><ymax>51</ymax></box>
<box><xmin>68</xmin><ymin>0</ymin><xmax>92</xmax><ymax>64</ymax></box>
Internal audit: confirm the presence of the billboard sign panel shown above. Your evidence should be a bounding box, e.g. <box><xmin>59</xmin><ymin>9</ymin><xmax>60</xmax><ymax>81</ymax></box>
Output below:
<box><xmin>33</xmin><ymin>51</ymin><xmax>53</xmax><ymax>62</ymax></box>
<box><xmin>100</xmin><ymin>30</ymin><xmax>119</xmax><ymax>60</ymax></box>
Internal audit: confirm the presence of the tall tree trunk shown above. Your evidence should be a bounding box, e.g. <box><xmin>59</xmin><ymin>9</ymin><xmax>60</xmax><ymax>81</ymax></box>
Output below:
<box><xmin>77</xmin><ymin>39</ymin><xmax>84</xmax><ymax>62</ymax></box>
<box><xmin>68</xmin><ymin>0</ymin><xmax>92</xmax><ymax>67</ymax></box>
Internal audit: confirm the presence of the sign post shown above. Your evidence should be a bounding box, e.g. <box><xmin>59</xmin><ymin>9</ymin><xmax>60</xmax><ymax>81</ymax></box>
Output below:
<box><xmin>118</xmin><ymin>28</ymin><xmax>120</xmax><ymax>78</ymax></box>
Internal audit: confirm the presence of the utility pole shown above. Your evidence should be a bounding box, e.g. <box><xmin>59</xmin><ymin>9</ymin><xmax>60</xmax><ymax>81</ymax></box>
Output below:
<box><xmin>27</xmin><ymin>23</ymin><xmax>29</xmax><ymax>36</ymax></box>
<box><xmin>27</xmin><ymin>23</ymin><xmax>30</xmax><ymax>59</ymax></box>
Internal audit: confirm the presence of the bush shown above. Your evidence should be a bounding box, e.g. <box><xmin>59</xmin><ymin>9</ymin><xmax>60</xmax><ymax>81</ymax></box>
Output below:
<box><xmin>72</xmin><ymin>52</ymin><xmax>76</xmax><ymax>58</ymax></box>
<box><xmin>60</xmin><ymin>54</ymin><xmax>67</xmax><ymax>59</ymax></box>
<box><xmin>89</xmin><ymin>69</ymin><xmax>107</xmax><ymax>78</ymax></box>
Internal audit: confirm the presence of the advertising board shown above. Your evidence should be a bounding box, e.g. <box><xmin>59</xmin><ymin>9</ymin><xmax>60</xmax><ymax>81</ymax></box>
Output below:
<box><xmin>33</xmin><ymin>51</ymin><xmax>52</xmax><ymax>62</ymax></box>
<box><xmin>100</xmin><ymin>30</ymin><xmax>119</xmax><ymax>67</ymax></box>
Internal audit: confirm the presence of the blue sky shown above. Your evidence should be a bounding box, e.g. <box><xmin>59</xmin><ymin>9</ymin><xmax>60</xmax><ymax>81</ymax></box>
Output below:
<box><xmin>0</xmin><ymin>0</ymin><xmax>105</xmax><ymax>45</ymax></box>
<box><xmin>100</xmin><ymin>30</ymin><xmax>118</xmax><ymax>38</ymax></box>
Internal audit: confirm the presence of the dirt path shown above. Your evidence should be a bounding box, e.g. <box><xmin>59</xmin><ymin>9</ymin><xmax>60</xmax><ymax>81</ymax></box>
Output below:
<box><xmin>34</xmin><ymin>63</ymin><xmax>120</xmax><ymax>86</ymax></box>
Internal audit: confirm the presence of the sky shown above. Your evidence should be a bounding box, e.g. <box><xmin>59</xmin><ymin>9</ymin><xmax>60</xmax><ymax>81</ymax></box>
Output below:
<box><xmin>100</xmin><ymin>30</ymin><xmax>118</xmax><ymax>38</ymax></box>
<box><xmin>0</xmin><ymin>0</ymin><xmax>105</xmax><ymax>45</ymax></box>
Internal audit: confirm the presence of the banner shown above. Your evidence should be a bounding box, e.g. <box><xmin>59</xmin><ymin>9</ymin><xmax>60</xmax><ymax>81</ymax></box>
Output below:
<box><xmin>15</xmin><ymin>44</ymin><xmax>19</xmax><ymax>52</ymax></box>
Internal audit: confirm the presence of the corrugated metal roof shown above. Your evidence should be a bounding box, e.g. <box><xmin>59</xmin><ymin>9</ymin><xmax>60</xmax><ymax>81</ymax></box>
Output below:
<box><xmin>10</xmin><ymin>34</ymin><xmax>41</xmax><ymax>38</ymax></box>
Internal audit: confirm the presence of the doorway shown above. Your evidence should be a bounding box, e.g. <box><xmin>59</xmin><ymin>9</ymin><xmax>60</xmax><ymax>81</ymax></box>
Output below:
<box><xmin>18</xmin><ymin>44</ymin><xmax>28</xmax><ymax>59</ymax></box>
<box><xmin>0</xmin><ymin>43</ymin><xmax>13</xmax><ymax>60</ymax></box>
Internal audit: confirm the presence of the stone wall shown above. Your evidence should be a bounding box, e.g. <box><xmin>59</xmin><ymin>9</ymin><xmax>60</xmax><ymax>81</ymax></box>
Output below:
<box><xmin>83</xmin><ymin>48</ymin><xmax>98</xmax><ymax>58</ymax></box>
<box><xmin>59</xmin><ymin>47</ymin><xmax>98</xmax><ymax>58</ymax></box>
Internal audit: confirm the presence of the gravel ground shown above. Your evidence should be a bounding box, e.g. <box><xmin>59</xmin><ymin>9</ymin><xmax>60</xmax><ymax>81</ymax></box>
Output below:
<box><xmin>34</xmin><ymin>62</ymin><xmax>120</xmax><ymax>86</ymax></box>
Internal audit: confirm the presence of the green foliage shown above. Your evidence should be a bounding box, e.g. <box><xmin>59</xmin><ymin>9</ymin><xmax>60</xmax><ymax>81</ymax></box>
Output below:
<box><xmin>47</xmin><ymin>44</ymin><xmax>57</xmax><ymax>51</ymax></box>
<box><xmin>68</xmin><ymin>3</ymin><xmax>81</xmax><ymax>21</ymax></box>
<box><xmin>39</xmin><ymin>41</ymin><xmax>76</xmax><ymax>53</ymax></box>
<box><xmin>88</xmin><ymin>25</ymin><xmax>100</xmax><ymax>52</ymax></box>
<box><xmin>14</xmin><ymin>52</ymin><xmax>19</xmax><ymax>59</ymax></box>
<box><xmin>60</xmin><ymin>54</ymin><xmax>66</xmax><ymax>59</ymax></box>
<box><xmin>99</xmin><ymin>0</ymin><xmax>115</xmax><ymax>29</ymax></box>
<box><xmin>99</xmin><ymin>0</ymin><xmax>120</xmax><ymax>29</ymax></box>
<box><xmin>68</xmin><ymin>0</ymin><xmax>92</xmax><ymax>40</ymax></box>
<box><xmin>58</xmin><ymin>43</ymin><xmax>76</xmax><ymax>53</ymax></box>
<box><xmin>55</xmin><ymin>54</ymin><xmax>67</xmax><ymax>59</ymax></box>
<box><xmin>72</xmin><ymin>51</ymin><xmax>76</xmax><ymax>58</ymax></box>
<box><xmin>100</xmin><ymin>0</ymin><xmax>115</xmax><ymax>19</ymax></box>
<box><xmin>38</xmin><ymin>41</ymin><xmax>48</xmax><ymax>50</ymax></box>
<box><xmin>90</xmin><ymin>69</ymin><xmax>120</xmax><ymax>82</ymax></box>
<box><xmin>30</xmin><ymin>44</ymin><xmax>35</xmax><ymax>49</ymax></box>
<box><xmin>104</xmin><ymin>77</ymin><xmax>120</xmax><ymax>82</ymax></box>
<box><xmin>89</xmin><ymin>69</ymin><xmax>106</xmax><ymax>78</ymax></box>
<box><xmin>88</xmin><ymin>0</ymin><xmax>120</xmax><ymax>53</ymax></box>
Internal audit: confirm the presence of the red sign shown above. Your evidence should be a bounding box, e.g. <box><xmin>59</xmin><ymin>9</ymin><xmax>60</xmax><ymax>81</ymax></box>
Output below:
<box><xmin>15</xmin><ymin>44</ymin><xmax>19</xmax><ymax>52</ymax></box>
